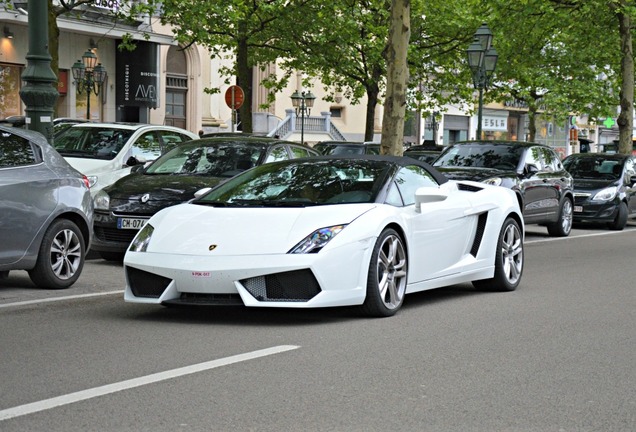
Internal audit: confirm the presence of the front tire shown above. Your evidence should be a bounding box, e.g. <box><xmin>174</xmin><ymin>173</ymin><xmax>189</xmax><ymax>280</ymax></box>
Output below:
<box><xmin>360</xmin><ymin>228</ymin><xmax>408</xmax><ymax>317</ymax></box>
<box><xmin>28</xmin><ymin>219</ymin><xmax>86</xmax><ymax>289</ymax></box>
<box><xmin>473</xmin><ymin>217</ymin><xmax>523</xmax><ymax>292</ymax></box>
<box><xmin>547</xmin><ymin>197</ymin><xmax>573</xmax><ymax>237</ymax></box>
<box><xmin>607</xmin><ymin>202</ymin><xmax>628</xmax><ymax>230</ymax></box>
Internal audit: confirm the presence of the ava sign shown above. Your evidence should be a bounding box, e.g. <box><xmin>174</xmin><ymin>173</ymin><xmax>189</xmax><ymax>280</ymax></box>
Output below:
<box><xmin>225</xmin><ymin>85</ymin><xmax>245</xmax><ymax>110</ymax></box>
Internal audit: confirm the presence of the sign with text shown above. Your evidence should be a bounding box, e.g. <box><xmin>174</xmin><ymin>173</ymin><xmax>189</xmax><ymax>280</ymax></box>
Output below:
<box><xmin>482</xmin><ymin>115</ymin><xmax>508</xmax><ymax>132</ymax></box>
<box><xmin>116</xmin><ymin>40</ymin><xmax>159</xmax><ymax>108</ymax></box>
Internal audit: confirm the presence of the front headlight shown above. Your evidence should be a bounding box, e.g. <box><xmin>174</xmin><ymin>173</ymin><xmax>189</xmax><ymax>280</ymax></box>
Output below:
<box><xmin>288</xmin><ymin>224</ymin><xmax>347</xmax><ymax>254</ymax></box>
<box><xmin>482</xmin><ymin>177</ymin><xmax>502</xmax><ymax>186</ymax></box>
<box><xmin>129</xmin><ymin>224</ymin><xmax>154</xmax><ymax>252</ymax></box>
<box><xmin>93</xmin><ymin>190</ymin><xmax>110</xmax><ymax>210</ymax></box>
<box><xmin>592</xmin><ymin>186</ymin><xmax>618</xmax><ymax>202</ymax></box>
<box><xmin>86</xmin><ymin>175</ymin><xmax>98</xmax><ymax>188</ymax></box>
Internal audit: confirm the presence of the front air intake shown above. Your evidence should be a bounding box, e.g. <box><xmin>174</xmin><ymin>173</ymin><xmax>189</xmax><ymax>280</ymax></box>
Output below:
<box><xmin>127</xmin><ymin>266</ymin><xmax>172</xmax><ymax>298</ymax></box>
<box><xmin>240</xmin><ymin>269</ymin><xmax>321</xmax><ymax>302</ymax></box>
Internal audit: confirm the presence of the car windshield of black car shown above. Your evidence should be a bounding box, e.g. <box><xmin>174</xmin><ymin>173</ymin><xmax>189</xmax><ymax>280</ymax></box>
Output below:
<box><xmin>145</xmin><ymin>142</ymin><xmax>266</xmax><ymax>177</ymax></box>
<box><xmin>434</xmin><ymin>144</ymin><xmax>523</xmax><ymax>169</ymax></box>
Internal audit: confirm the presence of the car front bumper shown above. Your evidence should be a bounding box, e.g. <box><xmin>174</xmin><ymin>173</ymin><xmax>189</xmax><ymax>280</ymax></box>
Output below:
<box><xmin>123</xmin><ymin>237</ymin><xmax>376</xmax><ymax>309</ymax></box>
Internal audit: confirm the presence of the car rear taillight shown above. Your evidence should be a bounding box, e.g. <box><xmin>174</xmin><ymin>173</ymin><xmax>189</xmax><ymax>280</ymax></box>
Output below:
<box><xmin>82</xmin><ymin>175</ymin><xmax>91</xmax><ymax>189</ymax></box>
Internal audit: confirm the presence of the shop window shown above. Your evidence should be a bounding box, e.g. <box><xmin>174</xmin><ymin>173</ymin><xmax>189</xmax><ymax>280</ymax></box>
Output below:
<box><xmin>0</xmin><ymin>64</ymin><xmax>22</xmax><ymax>118</ymax></box>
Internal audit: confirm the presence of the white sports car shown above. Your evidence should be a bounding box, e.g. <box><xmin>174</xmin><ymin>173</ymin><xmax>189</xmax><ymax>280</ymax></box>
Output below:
<box><xmin>124</xmin><ymin>155</ymin><xmax>524</xmax><ymax>317</ymax></box>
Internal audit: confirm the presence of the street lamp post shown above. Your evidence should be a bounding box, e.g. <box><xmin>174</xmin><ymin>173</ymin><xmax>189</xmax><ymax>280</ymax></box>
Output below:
<box><xmin>466</xmin><ymin>23</ymin><xmax>498</xmax><ymax>140</ymax></box>
<box><xmin>290</xmin><ymin>90</ymin><xmax>316</xmax><ymax>145</ymax></box>
<box><xmin>19</xmin><ymin>0</ymin><xmax>59</xmax><ymax>142</ymax></box>
<box><xmin>72</xmin><ymin>50</ymin><xmax>107</xmax><ymax>120</ymax></box>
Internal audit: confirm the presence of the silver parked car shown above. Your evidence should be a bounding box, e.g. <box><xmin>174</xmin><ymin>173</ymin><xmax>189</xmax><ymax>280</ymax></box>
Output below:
<box><xmin>0</xmin><ymin>126</ymin><xmax>94</xmax><ymax>289</ymax></box>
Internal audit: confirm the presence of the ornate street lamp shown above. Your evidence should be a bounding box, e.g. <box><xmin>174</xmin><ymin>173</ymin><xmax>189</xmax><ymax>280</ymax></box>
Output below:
<box><xmin>466</xmin><ymin>23</ymin><xmax>498</xmax><ymax>140</ymax></box>
<box><xmin>290</xmin><ymin>90</ymin><xmax>316</xmax><ymax>145</ymax></box>
<box><xmin>72</xmin><ymin>49</ymin><xmax>108</xmax><ymax>120</ymax></box>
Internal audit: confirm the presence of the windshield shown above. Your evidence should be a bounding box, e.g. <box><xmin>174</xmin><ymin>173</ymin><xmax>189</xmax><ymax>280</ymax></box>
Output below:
<box><xmin>145</xmin><ymin>140</ymin><xmax>267</xmax><ymax>177</ymax></box>
<box><xmin>54</xmin><ymin>127</ymin><xmax>134</xmax><ymax>160</ymax></box>
<box><xmin>195</xmin><ymin>159</ymin><xmax>391</xmax><ymax>207</ymax></box>
<box><xmin>434</xmin><ymin>144</ymin><xmax>523</xmax><ymax>170</ymax></box>
<box><xmin>563</xmin><ymin>156</ymin><xmax>624</xmax><ymax>180</ymax></box>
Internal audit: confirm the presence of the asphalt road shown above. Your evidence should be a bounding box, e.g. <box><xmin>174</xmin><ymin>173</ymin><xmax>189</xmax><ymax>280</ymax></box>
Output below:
<box><xmin>0</xmin><ymin>224</ymin><xmax>635</xmax><ymax>431</ymax></box>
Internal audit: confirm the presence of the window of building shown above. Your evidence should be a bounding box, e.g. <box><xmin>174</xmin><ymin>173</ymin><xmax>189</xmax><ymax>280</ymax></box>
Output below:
<box><xmin>0</xmin><ymin>64</ymin><xmax>23</xmax><ymax>119</ymax></box>
<box><xmin>330</xmin><ymin>107</ymin><xmax>342</xmax><ymax>118</ymax></box>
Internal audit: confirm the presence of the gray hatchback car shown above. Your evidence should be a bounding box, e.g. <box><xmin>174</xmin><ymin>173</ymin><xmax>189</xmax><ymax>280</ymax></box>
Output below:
<box><xmin>0</xmin><ymin>126</ymin><xmax>94</xmax><ymax>289</ymax></box>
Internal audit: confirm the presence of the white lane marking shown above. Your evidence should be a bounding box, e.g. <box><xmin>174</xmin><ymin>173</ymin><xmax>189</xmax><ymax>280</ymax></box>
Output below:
<box><xmin>0</xmin><ymin>290</ymin><xmax>124</xmax><ymax>309</ymax></box>
<box><xmin>525</xmin><ymin>229</ymin><xmax>633</xmax><ymax>245</ymax></box>
<box><xmin>0</xmin><ymin>345</ymin><xmax>300</xmax><ymax>422</ymax></box>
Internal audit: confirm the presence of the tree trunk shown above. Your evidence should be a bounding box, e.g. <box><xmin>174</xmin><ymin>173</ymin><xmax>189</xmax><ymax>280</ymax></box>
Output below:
<box><xmin>380</xmin><ymin>0</ymin><xmax>410</xmax><ymax>156</ymax></box>
<box><xmin>236</xmin><ymin>33</ymin><xmax>253</xmax><ymax>133</ymax></box>
<box><xmin>616</xmin><ymin>9</ymin><xmax>633</xmax><ymax>154</ymax></box>
<box><xmin>527</xmin><ymin>107</ymin><xmax>537</xmax><ymax>142</ymax></box>
<box><xmin>364</xmin><ymin>83</ymin><xmax>380</xmax><ymax>141</ymax></box>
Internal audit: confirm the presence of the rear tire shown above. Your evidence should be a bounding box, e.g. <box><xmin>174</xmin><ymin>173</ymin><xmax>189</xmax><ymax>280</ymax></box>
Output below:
<box><xmin>29</xmin><ymin>219</ymin><xmax>86</xmax><ymax>289</ymax></box>
<box><xmin>360</xmin><ymin>228</ymin><xmax>408</xmax><ymax>317</ymax></box>
<box><xmin>547</xmin><ymin>197</ymin><xmax>573</xmax><ymax>237</ymax></box>
<box><xmin>473</xmin><ymin>217</ymin><xmax>523</xmax><ymax>292</ymax></box>
<box><xmin>607</xmin><ymin>202</ymin><xmax>628</xmax><ymax>230</ymax></box>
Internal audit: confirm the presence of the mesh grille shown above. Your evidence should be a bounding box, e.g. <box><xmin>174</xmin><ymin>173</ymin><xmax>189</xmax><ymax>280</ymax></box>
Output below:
<box><xmin>470</xmin><ymin>212</ymin><xmax>488</xmax><ymax>256</ymax></box>
<box><xmin>241</xmin><ymin>269</ymin><xmax>321</xmax><ymax>302</ymax></box>
<box><xmin>94</xmin><ymin>226</ymin><xmax>138</xmax><ymax>243</ymax></box>
<box><xmin>127</xmin><ymin>266</ymin><xmax>172</xmax><ymax>298</ymax></box>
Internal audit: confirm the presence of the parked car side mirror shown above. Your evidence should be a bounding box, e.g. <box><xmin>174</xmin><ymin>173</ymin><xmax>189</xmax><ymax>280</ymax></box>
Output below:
<box><xmin>524</xmin><ymin>163</ymin><xmax>540</xmax><ymax>177</ymax></box>
<box><xmin>125</xmin><ymin>155</ymin><xmax>148</xmax><ymax>167</ymax></box>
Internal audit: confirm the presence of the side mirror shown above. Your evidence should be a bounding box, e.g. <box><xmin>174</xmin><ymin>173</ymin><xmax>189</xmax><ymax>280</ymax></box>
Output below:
<box><xmin>524</xmin><ymin>163</ymin><xmax>540</xmax><ymax>177</ymax></box>
<box><xmin>125</xmin><ymin>155</ymin><xmax>148</xmax><ymax>167</ymax></box>
<box><xmin>194</xmin><ymin>187</ymin><xmax>212</xmax><ymax>198</ymax></box>
<box><xmin>414</xmin><ymin>186</ymin><xmax>448</xmax><ymax>212</ymax></box>
<box><xmin>131</xmin><ymin>164</ymin><xmax>144</xmax><ymax>174</ymax></box>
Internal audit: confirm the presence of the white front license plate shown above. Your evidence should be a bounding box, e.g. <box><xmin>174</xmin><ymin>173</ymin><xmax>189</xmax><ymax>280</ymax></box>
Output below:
<box><xmin>574</xmin><ymin>206</ymin><xmax>583</xmax><ymax>213</ymax></box>
<box><xmin>117</xmin><ymin>217</ymin><xmax>148</xmax><ymax>230</ymax></box>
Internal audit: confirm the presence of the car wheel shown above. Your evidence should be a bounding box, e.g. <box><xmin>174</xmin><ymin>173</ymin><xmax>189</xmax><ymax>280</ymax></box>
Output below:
<box><xmin>607</xmin><ymin>202</ymin><xmax>628</xmax><ymax>230</ymax></box>
<box><xmin>28</xmin><ymin>219</ymin><xmax>86</xmax><ymax>289</ymax></box>
<box><xmin>473</xmin><ymin>217</ymin><xmax>523</xmax><ymax>292</ymax></box>
<box><xmin>360</xmin><ymin>228</ymin><xmax>407</xmax><ymax>317</ymax></box>
<box><xmin>546</xmin><ymin>197</ymin><xmax>573</xmax><ymax>237</ymax></box>
<box><xmin>99</xmin><ymin>251</ymin><xmax>125</xmax><ymax>262</ymax></box>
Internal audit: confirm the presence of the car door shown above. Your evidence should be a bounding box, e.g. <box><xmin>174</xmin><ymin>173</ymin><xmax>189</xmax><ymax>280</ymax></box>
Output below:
<box><xmin>537</xmin><ymin>146</ymin><xmax>569</xmax><ymax>220</ymax></box>
<box><xmin>518</xmin><ymin>146</ymin><xmax>550</xmax><ymax>222</ymax></box>
<box><xmin>623</xmin><ymin>157</ymin><xmax>636</xmax><ymax>216</ymax></box>
<box><xmin>0</xmin><ymin>133</ymin><xmax>56</xmax><ymax>265</ymax></box>
<box><xmin>386</xmin><ymin>165</ymin><xmax>470</xmax><ymax>283</ymax></box>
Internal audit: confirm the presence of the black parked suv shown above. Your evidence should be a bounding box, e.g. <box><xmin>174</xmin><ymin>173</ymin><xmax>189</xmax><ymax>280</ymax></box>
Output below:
<box><xmin>433</xmin><ymin>141</ymin><xmax>574</xmax><ymax>237</ymax></box>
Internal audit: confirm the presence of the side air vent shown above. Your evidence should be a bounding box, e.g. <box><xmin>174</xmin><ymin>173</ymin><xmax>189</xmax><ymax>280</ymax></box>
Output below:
<box><xmin>470</xmin><ymin>213</ymin><xmax>488</xmax><ymax>257</ymax></box>
<box><xmin>458</xmin><ymin>183</ymin><xmax>483</xmax><ymax>192</ymax></box>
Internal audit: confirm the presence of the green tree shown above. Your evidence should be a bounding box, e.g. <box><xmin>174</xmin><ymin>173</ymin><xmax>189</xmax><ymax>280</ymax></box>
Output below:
<box><xmin>142</xmin><ymin>0</ymin><xmax>304</xmax><ymax>133</ymax></box>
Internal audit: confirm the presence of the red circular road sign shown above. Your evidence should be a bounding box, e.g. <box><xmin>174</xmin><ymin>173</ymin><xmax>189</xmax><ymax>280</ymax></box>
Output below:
<box><xmin>225</xmin><ymin>85</ymin><xmax>245</xmax><ymax>110</ymax></box>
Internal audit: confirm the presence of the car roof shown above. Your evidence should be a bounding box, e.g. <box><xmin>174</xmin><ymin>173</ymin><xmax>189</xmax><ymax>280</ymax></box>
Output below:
<box><xmin>0</xmin><ymin>124</ymin><xmax>48</xmax><ymax>144</ymax></box>
<box><xmin>195</xmin><ymin>136</ymin><xmax>313</xmax><ymax>146</ymax></box>
<box><xmin>293</xmin><ymin>154</ymin><xmax>449</xmax><ymax>185</ymax></box>
<box><xmin>66</xmin><ymin>122</ymin><xmax>196</xmax><ymax>133</ymax></box>
<box><xmin>450</xmin><ymin>140</ymin><xmax>548</xmax><ymax>149</ymax></box>
<box><xmin>564</xmin><ymin>152</ymin><xmax>631</xmax><ymax>160</ymax></box>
